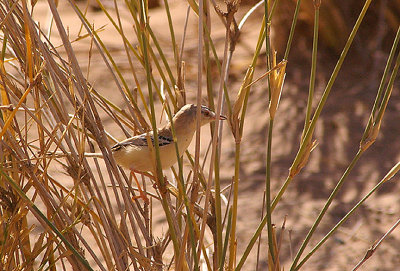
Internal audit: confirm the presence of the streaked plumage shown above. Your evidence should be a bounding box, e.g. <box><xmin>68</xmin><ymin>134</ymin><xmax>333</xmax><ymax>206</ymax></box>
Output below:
<box><xmin>111</xmin><ymin>104</ymin><xmax>226</xmax><ymax>172</ymax></box>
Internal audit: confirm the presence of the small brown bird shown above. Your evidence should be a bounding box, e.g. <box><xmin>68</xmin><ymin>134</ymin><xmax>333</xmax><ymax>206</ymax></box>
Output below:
<box><xmin>111</xmin><ymin>104</ymin><xmax>226</xmax><ymax>173</ymax></box>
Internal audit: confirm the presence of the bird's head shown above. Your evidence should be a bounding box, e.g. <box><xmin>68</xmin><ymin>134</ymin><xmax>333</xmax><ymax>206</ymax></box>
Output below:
<box><xmin>173</xmin><ymin>104</ymin><xmax>226</xmax><ymax>129</ymax></box>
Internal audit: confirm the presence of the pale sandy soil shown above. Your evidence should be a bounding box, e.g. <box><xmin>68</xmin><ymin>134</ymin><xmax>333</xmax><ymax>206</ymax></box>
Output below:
<box><xmin>30</xmin><ymin>1</ymin><xmax>400</xmax><ymax>270</ymax></box>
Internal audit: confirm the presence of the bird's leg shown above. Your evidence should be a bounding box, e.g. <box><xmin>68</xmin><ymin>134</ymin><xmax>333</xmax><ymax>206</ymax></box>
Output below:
<box><xmin>132</xmin><ymin>169</ymin><xmax>155</xmax><ymax>180</ymax></box>
<box><xmin>130</xmin><ymin>170</ymin><xmax>151</xmax><ymax>203</ymax></box>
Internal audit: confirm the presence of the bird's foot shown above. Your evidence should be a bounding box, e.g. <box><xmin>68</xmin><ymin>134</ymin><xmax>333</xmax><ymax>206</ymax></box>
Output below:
<box><xmin>130</xmin><ymin>170</ymin><xmax>150</xmax><ymax>204</ymax></box>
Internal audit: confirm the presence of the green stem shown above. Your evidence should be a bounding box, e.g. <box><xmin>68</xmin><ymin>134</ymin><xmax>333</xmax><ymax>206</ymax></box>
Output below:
<box><xmin>265</xmin><ymin>118</ymin><xmax>275</xmax><ymax>261</ymax></box>
<box><xmin>138</xmin><ymin>0</ymin><xmax>180</xmax><ymax>258</ymax></box>
<box><xmin>375</xmin><ymin>41</ymin><xmax>400</xmax><ymax>122</ymax></box>
<box><xmin>220</xmin><ymin>209</ymin><xmax>232</xmax><ymax>271</ymax></box>
<box><xmin>235</xmin><ymin>16</ymin><xmax>266</xmax><ymax>271</ymax></box>
<box><xmin>264</xmin><ymin>0</ymin><xmax>279</xmax><ymax>263</ymax></box>
<box><xmin>361</xmin><ymin>26</ymin><xmax>400</xmax><ymax>143</ymax></box>
<box><xmin>271</xmin><ymin>0</ymin><xmax>373</xmax><ymax>209</ymax></box>
<box><xmin>163</xmin><ymin>0</ymin><xmax>178</xmax><ymax>66</ymax></box>
<box><xmin>271</xmin><ymin>176</ymin><xmax>290</xmax><ymax>210</ymax></box>
<box><xmin>283</xmin><ymin>0</ymin><xmax>301</xmax><ymax>60</ymax></box>
<box><xmin>293</xmin><ymin>161</ymin><xmax>400</xmax><ymax>270</ymax></box>
<box><xmin>290</xmin><ymin>149</ymin><xmax>363</xmax><ymax>270</ymax></box>
<box><xmin>293</xmin><ymin>23</ymin><xmax>400</xmax><ymax>270</ymax></box>
<box><xmin>228</xmin><ymin>143</ymin><xmax>241</xmax><ymax>269</ymax></box>
<box><xmin>304</xmin><ymin>1</ymin><xmax>319</xmax><ymax>133</ymax></box>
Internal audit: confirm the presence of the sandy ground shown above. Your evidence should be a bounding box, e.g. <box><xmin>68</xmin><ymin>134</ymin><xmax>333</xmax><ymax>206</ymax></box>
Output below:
<box><xmin>30</xmin><ymin>1</ymin><xmax>400</xmax><ymax>270</ymax></box>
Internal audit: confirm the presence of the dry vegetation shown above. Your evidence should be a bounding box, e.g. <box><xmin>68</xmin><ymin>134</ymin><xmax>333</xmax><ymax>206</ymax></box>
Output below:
<box><xmin>0</xmin><ymin>0</ymin><xmax>400</xmax><ymax>270</ymax></box>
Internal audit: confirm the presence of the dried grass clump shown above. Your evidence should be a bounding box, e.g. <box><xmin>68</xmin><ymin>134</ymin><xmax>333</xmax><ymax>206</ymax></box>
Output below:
<box><xmin>0</xmin><ymin>1</ymin><xmax>154</xmax><ymax>270</ymax></box>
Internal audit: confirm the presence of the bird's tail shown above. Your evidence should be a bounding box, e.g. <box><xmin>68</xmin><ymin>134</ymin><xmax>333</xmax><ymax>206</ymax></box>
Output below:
<box><xmin>45</xmin><ymin>151</ymin><xmax>104</xmax><ymax>158</ymax></box>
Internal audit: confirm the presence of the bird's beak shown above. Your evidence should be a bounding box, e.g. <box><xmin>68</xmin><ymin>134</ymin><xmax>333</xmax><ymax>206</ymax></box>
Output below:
<box><xmin>219</xmin><ymin>115</ymin><xmax>227</xmax><ymax>120</ymax></box>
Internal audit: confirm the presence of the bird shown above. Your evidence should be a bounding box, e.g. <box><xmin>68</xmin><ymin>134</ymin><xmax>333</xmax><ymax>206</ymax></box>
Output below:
<box><xmin>111</xmin><ymin>104</ymin><xmax>226</xmax><ymax>173</ymax></box>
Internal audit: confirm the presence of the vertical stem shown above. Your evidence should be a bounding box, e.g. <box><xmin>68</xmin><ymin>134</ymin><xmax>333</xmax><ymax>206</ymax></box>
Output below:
<box><xmin>304</xmin><ymin>0</ymin><xmax>319</xmax><ymax>133</ymax></box>
<box><xmin>220</xmin><ymin>209</ymin><xmax>232</xmax><ymax>270</ymax></box>
<box><xmin>193</xmin><ymin>0</ymin><xmax>204</xmax><ymax>201</ymax></box>
<box><xmin>264</xmin><ymin>0</ymin><xmax>275</xmax><ymax>263</ymax></box>
<box><xmin>265</xmin><ymin>118</ymin><xmax>275</xmax><ymax>261</ymax></box>
<box><xmin>283</xmin><ymin>0</ymin><xmax>302</xmax><ymax>60</ymax></box>
<box><xmin>196</xmin><ymin>1</ymin><xmax>229</xmax><ymax>268</ymax></box>
<box><xmin>191</xmin><ymin>0</ymin><xmax>205</xmax><ymax>269</ymax></box>
<box><xmin>163</xmin><ymin>0</ymin><xmax>178</xmax><ymax>69</ymax></box>
<box><xmin>138</xmin><ymin>0</ymin><xmax>180</xmax><ymax>261</ymax></box>
<box><xmin>229</xmin><ymin>142</ymin><xmax>241</xmax><ymax>270</ymax></box>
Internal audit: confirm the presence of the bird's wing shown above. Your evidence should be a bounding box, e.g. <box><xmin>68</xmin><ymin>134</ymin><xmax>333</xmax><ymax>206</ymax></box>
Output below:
<box><xmin>112</xmin><ymin>132</ymin><xmax>173</xmax><ymax>151</ymax></box>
